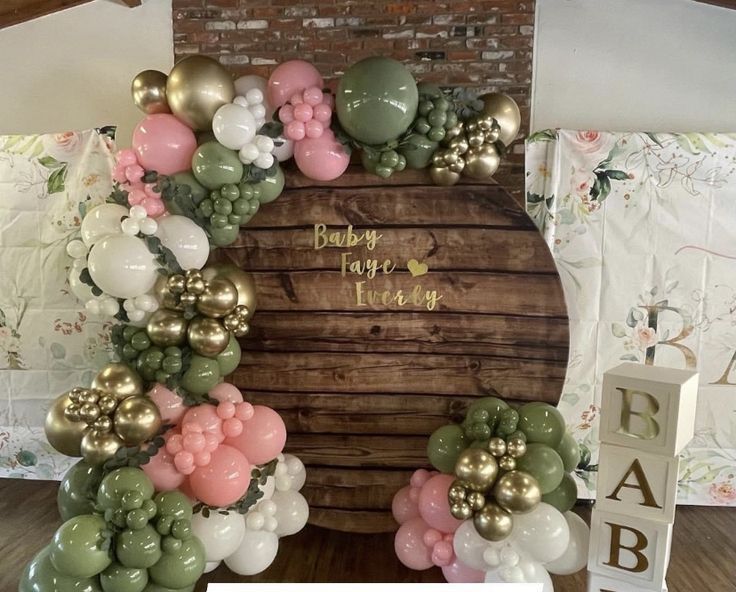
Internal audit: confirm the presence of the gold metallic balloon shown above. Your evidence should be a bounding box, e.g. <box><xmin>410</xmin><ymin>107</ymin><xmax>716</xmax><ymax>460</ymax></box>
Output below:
<box><xmin>44</xmin><ymin>393</ymin><xmax>86</xmax><ymax>457</ymax></box>
<box><xmin>454</xmin><ymin>448</ymin><xmax>499</xmax><ymax>492</ymax></box>
<box><xmin>131</xmin><ymin>69</ymin><xmax>170</xmax><ymax>114</ymax></box>
<box><xmin>196</xmin><ymin>277</ymin><xmax>238</xmax><ymax>318</ymax></box>
<box><xmin>94</xmin><ymin>416</ymin><xmax>113</xmax><ymax>433</ymax></box>
<box><xmin>488</xmin><ymin>437</ymin><xmax>507</xmax><ymax>458</ymax></box>
<box><xmin>113</xmin><ymin>396</ymin><xmax>162</xmax><ymax>446</ymax></box>
<box><xmin>448</xmin><ymin>481</ymin><xmax>467</xmax><ymax>503</ymax></box>
<box><xmin>478</xmin><ymin>93</ymin><xmax>521</xmax><ymax>146</ymax></box>
<box><xmin>188</xmin><ymin>316</ymin><xmax>230</xmax><ymax>357</ymax></box>
<box><xmin>499</xmin><ymin>455</ymin><xmax>516</xmax><ymax>471</ymax></box>
<box><xmin>473</xmin><ymin>502</ymin><xmax>513</xmax><ymax>541</ymax></box>
<box><xmin>154</xmin><ymin>274</ymin><xmax>183</xmax><ymax>311</ymax></box>
<box><xmin>81</xmin><ymin>429</ymin><xmax>124</xmax><ymax>466</ymax></box>
<box><xmin>98</xmin><ymin>395</ymin><xmax>118</xmax><ymax>416</ymax></box>
<box><xmin>429</xmin><ymin>166</ymin><xmax>461</xmax><ymax>186</ymax></box>
<box><xmin>464</xmin><ymin>143</ymin><xmax>500</xmax><ymax>180</ymax></box>
<box><xmin>493</xmin><ymin>470</ymin><xmax>541</xmax><ymax>514</ymax></box>
<box><xmin>166</xmin><ymin>55</ymin><xmax>235</xmax><ymax>131</ymax></box>
<box><xmin>451</xmin><ymin>502</ymin><xmax>473</xmax><ymax>520</ymax></box>
<box><xmin>92</xmin><ymin>363</ymin><xmax>144</xmax><ymax>400</ymax></box>
<box><xmin>147</xmin><ymin>309</ymin><xmax>188</xmax><ymax>347</ymax></box>
<box><xmin>507</xmin><ymin>437</ymin><xmax>527</xmax><ymax>459</ymax></box>
<box><xmin>202</xmin><ymin>264</ymin><xmax>257</xmax><ymax>319</ymax></box>
<box><xmin>467</xmin><ymin>491</ymin><xmax>486</xmax><ymax>511</ymax></box>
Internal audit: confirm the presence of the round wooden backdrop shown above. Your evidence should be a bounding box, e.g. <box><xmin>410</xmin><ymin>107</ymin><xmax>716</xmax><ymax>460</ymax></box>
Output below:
<box><xmin>214</xmin><ymin>166</ymin><xmax>569</xmax><ymax>533</ymax></box>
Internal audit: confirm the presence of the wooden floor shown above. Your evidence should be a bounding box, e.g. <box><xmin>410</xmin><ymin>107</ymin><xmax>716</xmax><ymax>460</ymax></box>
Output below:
<box><xmin>1</xmin><ymin>478</ymin><xmax>733</xmax><ymax>591</ymax></box>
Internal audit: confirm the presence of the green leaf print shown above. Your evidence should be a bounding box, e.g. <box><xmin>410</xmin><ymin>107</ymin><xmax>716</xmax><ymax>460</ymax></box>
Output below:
<box><xmin>47</xmin><ymin>165</ymin><xmax>67</xmax><ymax>194</ymax></box>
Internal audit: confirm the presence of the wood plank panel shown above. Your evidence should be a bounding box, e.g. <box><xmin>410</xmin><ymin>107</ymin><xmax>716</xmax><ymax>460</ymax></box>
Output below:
<box><xmin>0</xmin><ymin>0</ymin><xmax>92</xmax><ymax>29</ymax></box>
<box><xmin>307</xmin><ymin>508</ymin><xmax>397</xmax><ymax>533</ymax></box>
<box><xmin>301</xmin><ymin>468</ymin><xmax>412</xmax><ymax>510</ymax></box>
<box><xmin>285</xmin><ymin>434</ymin><xmax>428</xmax><ymax>468</ymax></box>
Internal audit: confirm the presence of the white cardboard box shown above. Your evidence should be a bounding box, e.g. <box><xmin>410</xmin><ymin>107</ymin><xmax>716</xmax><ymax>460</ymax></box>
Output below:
<box><xmin>588</xmin><ymin>572</ymin><xmax>668</xmax><ymax>592</ymax></box>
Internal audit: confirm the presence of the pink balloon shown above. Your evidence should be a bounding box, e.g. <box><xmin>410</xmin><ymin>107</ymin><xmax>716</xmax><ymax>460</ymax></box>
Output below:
<box><xmin>285</xmin><ymin>120</ymin><xmax>306</xmax><ymax>141</ymax></box>
<box><xmin>418</xmin><ymin>474</ymin><xmax>462</xmax><ymax>533</ymax></box>
<box><xmin>293</xmin><ymin>103</ymin><xmax>313</xmax><ymax>123</ymax></box>
<box><xmin>394</xmin><ymin>517</ymin><xmax>433</xmax><ymax>570</ymax></box>
<box><xmin>142</xmin><ymin>196</ymin><xmax>166</xmax><ymax>218</ymax></box>
<box><xmin>128</xmin><ymin>188</ymin><xmax>146</xmax><ymax>205</ymax></box>
<box><xmin>142</xmin><ymin>439</ymin><xmax>186</xmax><ymax>491</ymax></box>
<box><xmin>267</xmin><ymin>60</ymin><xmax>323</xmax><ymax>108</ymax></box>
<box><xmin>225</xmin><ymin>405</ymin><xmax>286</xmax><ymax>465</ymax></box>
<box><xmin>432</xmin><ymin>540</ymin><xmax>454</xmax><ymax>566</ymax></box>
<box><xmin>125</xmin><ymin>164</ymin><xmax>144</xmax><ymax>184</ymax></box>
<box><xmin>189</xmin><ymin>444</ymin><xmax>251</xmax><ymax>507</ymax></box>
<box><xmin>303</xmin><ymin>86</ymin><xmax>323</xmax><ymax>106</ymax></box>
<box><xmin>313</xmin><ymin>103</ymin><xmax>332</xmax><ymax>123</ymax></box>
<box><xmin>178</xmin><ymin>478</ymin><xmax>197</xmax><ymax>503</ymax></box>
<box><xmin>279</xmin><ymin>104</ymin><xmax>295</xmax><ymax>123</ymax></box>
<box><xmin>117</xmin><ymin>149</ymin><xmax>138</xmax><ymax>167</ymax></box>
<box><xmin>132</xmin><ymin>113</ymin><xmax>197</xmax><ymax>175</ymax></box>
<box><xmin>182</xmin><ymin>404</ymin><xmax>225</xmax><ymax>442</ymax></box>
<box><xmin>392</xmin><ymin>485</ymin><xmax>420</xmax><ymax>525</ymax></box>
<box><xmin>305</xmin><ymin>119</ymin><xmax>324</xmax><ymax>139</ymax></box>
<box><xmin>209</xmin><ymin>383</ymin><xmax>244</xmax><ymax>404</ymax></box>
<box><xmin>293</xmin><ymin>129</ymin><xmax>350</xmax><ymax>181</ymax></box>
<box><xmin>441</xmin><ymin>558</ymin><xmax>485</xmax><ymax>583</ymax></box>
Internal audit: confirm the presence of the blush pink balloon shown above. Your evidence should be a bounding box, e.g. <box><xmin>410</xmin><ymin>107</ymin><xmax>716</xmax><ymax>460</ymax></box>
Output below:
<box><xmin>394</xmin><ymin>517</ymin><xmax>434</xmax><ymax>570</ymax></box>
<box><xmin>189</xmin><ymin>444</ymin><xmax>251</xmax><ymax>507</ymax></box>
<box><xmin>142</xmin><ymin>443</ymin><xmax>186</xmax><ymax>491</ymax></box>
<box><xmin>392</xmin><ymin>485</ymin><xmax>420</xmax><ymax>525</ymax></box>
<box><xmin>305</xmin><ymin>119</ymin><xmax>324</xmax><ymax>139</ymax></box>
<box><xmin>267</xmin><ymin>60</ymin><xmax>323</xmax><ymax>108</ymax></box>
<box><xmin>293</xmin><ymin>129</ymin><xmax>350</xmax><ymax>181</ymax></box>
<box><xmin>225</xmin><ymin>405</ymin><xmax>286</xmax><ymax>465</ymax></box>
<box><xmin>182</xmin><ymin>404</ymin><xmax>225</xmax><ymax>442</ymax></box>
<box><xmin>209</xmin><ymin>383</ymin><xmax>244</xmax><ymax>404</ymax></box>
<box><xmin>148</xmin><ymin>384</ymin><xmax>186</xmax><ymax>425</ymax></box>
<box><xmin>441</xmin><ymin>558</ymin><xmax>485</xmax><ymax>583</ymax></box>
<box><xmin>418</xmin><ymin>474</ymin><xmax>462</xmax><ymax>533</ymax></box>
<box><xmin>178</xmin><ymin>478</ymin><xmax>197</xmax><ymax>503</ymax></box>
<box><xmin>132</xmin><ymin>113</ymin><xmax>197</xmax><ymax>175</ymax></box>
<box><xmin>285</xmin><ymin>120</ymin><xmax>306</xmax><ymax>141</ymax></box>
<box><xmin>293</xmin><ymin>103</ymin><xmax>313</xmax><ymax>123</ymax></box>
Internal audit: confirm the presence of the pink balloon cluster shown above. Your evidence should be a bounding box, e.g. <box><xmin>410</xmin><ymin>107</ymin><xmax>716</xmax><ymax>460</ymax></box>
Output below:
<box><xmin>393</xmin><ymin>469</ymin><xmax>484</xmax><ymax>583</ymax></box>
<box><xmin>279</xmin><ymin>88</ymin><xmax>333</xmax><ymax>141</ymax></box>
<box><xmin>144</xmin><ymin>383</ymin><xmax>287</xmax><ymax>508</ymax></box>
<box><xmin>113</xmin><ymin>149</ymin><xmax>166</xmax><ymax>218</ymax></box>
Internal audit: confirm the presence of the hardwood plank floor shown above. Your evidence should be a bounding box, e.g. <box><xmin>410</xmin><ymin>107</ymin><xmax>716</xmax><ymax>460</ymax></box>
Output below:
<box><xmin>1</xmin><ymin>478</ymin><xmax>733</xmax><ymax>591</ymax></box>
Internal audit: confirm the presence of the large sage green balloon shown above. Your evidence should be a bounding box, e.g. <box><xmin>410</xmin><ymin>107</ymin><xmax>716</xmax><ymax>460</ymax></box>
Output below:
<box><xmin>148</xmin><ymin>538</ymin><xmax>205</xmax><ymax>589</ymax></box>
<box><xmin>216</xmin><ymin>334</ymin><xmax>241</xmax><ymax>376</ymax></box>
<box><xmin>336</xmin><ymin>56</ymin><xmax>418</xmax><ymax>145</ymax></box>
<box><xmin>517</xmin><ymin>402</ymin><xmax>566</xmax><ymax>448</ymax></box>
<box><xmin>154</xmin><ymin>491</ymin><xmax>193</xmax><ymax>521</ymax></box>
<box><xmin>180</xmin><ymin>354</ymin><xmax>221</xmax><ymax>395</ymax></box>
<box><xmin>20</xmin><ymin>546</ymin><xmax>102</xmax><ymax>592</ymax></box>
<box><xmin>515</xmin><ymin>443</ymin><xmax>564</xmax><ymax>494</ymax></box>
<box><xmin>398</xmin><ymin>133</ymin><xmax>439</xmax><ymax>169</ymax></box>
<box><xmin>116</xmin><ymin>525</ymin><xmax>162</xmax><ymax>569</ymax></box>
<box><xmin>58</xmin><ymin>460</ymin><xmax>104</xmax><ymax>521</ymax></box>
<box><xmin>252</xmin><ymin>165</ymin><xmax>285</xmax><ymax>204</ymax></box>
<box><xmin>208</xmin><ymin>222</ymin><xmax>240</xmax><ymax>247</ymax></box>
<box><xmin>97</xmin><ymin>467</ymin><xmax>154</xmax><ymax>511</ymax></box>
<box><xmin>100</xmin><ymin>562</ymin><xmax>148</xmax><ymax>592</ymax></box>
<box><xmin>427</xmin><ymin>424</ymin><xmax>469</xmax><ymax>473</ymax></box>
<box><xmin>50</xmin><ymin>514</ymin><xmax>111</xmax><ymax>578</ymax></box>
<box><xmin>556</xmin><ymin>432</ymin><xmax>581</xmax><ymax>472</ymax></box>
<box><xmin>191</xmin><ymin>142</ymin><xmax>243</xmax><ymax>190</ymax></box>
<box><xmin>541</xmin><ymin>472</ymin><xmax>577</xmax><ymax>513</ymax></box>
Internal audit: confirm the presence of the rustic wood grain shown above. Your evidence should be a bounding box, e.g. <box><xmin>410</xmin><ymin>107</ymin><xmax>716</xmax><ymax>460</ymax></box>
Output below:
<box><xmin>302</xmin><ymin>468</ymin><xmax>413</xmax><ymax>510</ymax></box>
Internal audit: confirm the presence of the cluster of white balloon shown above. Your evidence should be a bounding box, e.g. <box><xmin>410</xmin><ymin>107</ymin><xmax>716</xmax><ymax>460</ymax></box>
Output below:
<box><xmin>192</xmin><ymin>453</ymin><xmax>309</xmax><ymax>576</ymax></box>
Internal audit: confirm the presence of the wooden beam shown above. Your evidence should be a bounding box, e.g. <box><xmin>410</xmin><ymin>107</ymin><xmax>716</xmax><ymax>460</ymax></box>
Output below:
<box><xmin>120</xmin><ymin>0</ymin><xmax>142</xmax><ymax>6</ymax></box>
<box><xmin>0</xmin><ymin>0</ymin><xmax>93</xmax><ymax>29</ymax></box>
<box><xmin>693</xmin><ymin>0</ymin><xmax>736</xmax><ymax>9</ymax></box>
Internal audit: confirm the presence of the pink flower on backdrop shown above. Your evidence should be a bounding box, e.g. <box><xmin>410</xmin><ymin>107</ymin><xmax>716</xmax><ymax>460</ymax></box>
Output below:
<box><xmin>43</xmin><ymin>131</ymin><xmax>82</xmax><ymax>160</ymax></box>
<box><xmin>632</xmin><ymin>323</ymin><xmax>658</xmax><ymax>351</ymax></box>
<box><xmin>709</xmin><ymin>480</ymin><xmax>736</xmax><ymax>504</ymax></box>
<box><xmin>567</xmin><ymin>130</ymin><xmax>616</xmax><ymax>169</ymax></box>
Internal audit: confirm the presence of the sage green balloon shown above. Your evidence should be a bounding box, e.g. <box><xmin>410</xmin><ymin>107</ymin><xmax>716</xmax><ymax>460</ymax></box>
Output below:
<box><xmin>515</xmin><ymin>443</ymin><xmax>564</xmax><ymax>494</ymax></box>
<box><xmin>50</xmin><ymin>514</ymin><xmax>111</xmax><ymax>578</ymax></box>
<box><xmin>253</xmin><ymin>165</ymin><xmax>285</xmax><ymax>204</ymax></box>
<box><xmin>148</xmin><ymin>538</ymin><xmax>205</xmax><ymax>590</ymax></box>
<box><xmin>58</xmin><ymin>460</ymin><xmax>104</xmax><ymax>521</ymax></box>
<box><xmin>336</xmin><ymin>56</ymin><xmax>418</xmax><ymax>145</ymax></box>
<box><xmin>398</xmin><ymin>133</ymin><xmax>439</xmax><ymax>169</ymax></box>
<box><xmin>541</xmin><ymin>472</ymin><xmax>577</xmax><ymax>513</ymax></box>
<box><xmin>417</xmin><ymin>82</ymin><xmax>443</xmax><ymax>99</ymax></box>
<box><xmin>154</xmin><ymin>491</ymin><xmax>193</xmax><ymax>521</ymax></box>
<box><xmin>556</xmin><ymin>432</ymin><xmax>581</xmax><ymax>472</ymax></box>
<box><xmin>97</xmin><ymin>467</ymin><xmax>154</xmax><ymax>511</ymax></box>
<box><xmin>179</xmin><ymin>354</ymin><xmax>221</xmax><ymax>395</ymax></box>
<box><xmin>208</xmin><ymin>222</ymin><xmax>240</xmax><ymax>247</ymax></box>
<box><xmin>169</xmin><ymin>172</ymin><xmax>208</xmax><ymax>210</ymax></box>
<box><xmin>143</xmin><ymin>584</ymin><xmax>194</xmax><ymax>592</ymax></box>
<box><xmin>464</xmin><ymin>396</ymin><xmax>509</xmax><ymax>429</ymax></box>
<box><xmin>116</xmin><ymin>525</ymin><xmax>162</xmax><ymax>569</ymax></box>
<box><xmin>427</xmin><ymin>424</ymin><xmax>469</xmax><ymax>473</ymax></box>
<box><xmin>216</xmin><ymin>334</ymin><xmax>241</xmax><ymax>376</ymax></box>
<box><xmin>191</xmin><ymin>141</ymin><xmax>243</xmax><ymax>190</ymax></box>
<box><xmin>20</xmin><ymin>546</ymin><xmax>102</xmax><ymax>592</ymax></box>
<box><xmin>100</xmin><ymin>562</ymin><xmax>148</xmax><ymax>592</ymax></box>
<box><xmin>517</xmin><ymin>402</ymin><xmax>566</xmax><ymax>448</ymax></box>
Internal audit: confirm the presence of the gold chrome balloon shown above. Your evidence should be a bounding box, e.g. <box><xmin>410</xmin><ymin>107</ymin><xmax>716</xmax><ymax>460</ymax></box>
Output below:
<box><xmin>448</xmin><ymin>481</ymin><xmax>467</xmax><ymax>503</ymax></box>
<box><xmin>154</xmin><ymin>274</ymin><xmax>183</xmax><ymax>311</ymax></box>
<box><xmin>131</xmin><ymin>69</ymin><xmax>170</xmax><ymax>114</ymax></box>
<box><xmin>81</xmin><ymin>429</ymin><xmax>124</xmax><ymax>466</ymax></box>
<box><xmin>499</xmin><ymin>455</ymin><xmax>516</xmax><ymax>471</ymax></box>
<box><xmin>166</xmin><ymin>55</ymin><xmax>235</xmax><ymax>131</ymax></box>
<box><xmin>466</xmin><ymin>491</ymin><xmax>486</xmax><ymax>511</ymax></box>
<box><xmin>493</xmin><ymin>470</ymin><xmax>541</xmax><ymax>514</ymax></box>
<box><xmin>488</xmin><ymin>437</ymin><xmax>507</xmax><ymax>458</ymax></box>
<box><xmin>473</xmin><ymin>503</ymin><xmax>513</xmax><ymax>541</ymax></box>
<box><xmin>454</xmin><ymin>448</ymin><xmax>499</xmax><ymax>492</ymax></box>
<box><xmin>196</xmin><ymin>277</ymin><xmax>238</xmax><ymax>318</ymax></box>
<box><xmin>202</xmin><ymin>264</ymin><xmax>257</xmax><ymax>318</ymax></box>
<box><xmin>506</xmin><ymin>437</ymin><xmax>527</xmax><ymax>459</ymax></box>
<box><xmin>478</xmin><ymin>93</ymin><xmax>521</xmax><ymax>146</ymax></box>
<box><xmin>188</xmin><ymin>317</ymin><xmax>230</xmax><ymax>357</ymax></box>
<box><xmin>429</xmin><ymin>166</ymin><xmax>460</xmax><ymax>186</ymax></box>
<box><xmin>113</xmin><ymin>396</ymin><xmax>162</xmax><ymax>446</ymax></box>
<box><xmin>44</xmin><ymin>393</ymin><xmax>86</xmax><ymax>457</ymax></box>
<box><xmin>147</xmin><ymin>309</ymin><xmax>188</xmax><ymax>347</ymax></box>
<box><xmin>92</xmin><ymin>363</ymin><xmax>144</xmax><ymax>400</ymax></box>
<box><xmin>464</xmin><ymin>144</ymin><xmax>500</xmax><ymax>180</ymax></box>
<box><xmin>450</xmin><ymin>502</ymin><xmax>473</xmax><ymax>520</ymax></box>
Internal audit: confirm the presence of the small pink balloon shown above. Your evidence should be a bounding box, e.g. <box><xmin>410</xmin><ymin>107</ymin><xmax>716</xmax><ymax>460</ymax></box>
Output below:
<box><xmin>410</xmin><ymin>469</ymin><xmax>432</xmax><ymax>489</ymax></box>
<box><xmin>392</xmin><ymin>486</ymin><xmax>420</xmax><ymax>525</ymax></box>
<box><xmin>322</xmin><ymin>92</ymin><xmax>334</xmax><ymax>108</ymax></box>
<box><xmin>305</xmin><ymin>119</ymin><xmax>324</xmax><ymax>139</ymax></box>
<box><xmin>432</xmin><ymin>540</ymin><xmax>454</xmax><ymax>566</ymax></box>
<box><xmin>279</xmin><ymin>104</ymin><xmax>295</xmax><ymax>124</ymax></box>
<box><xmin>113</xmin><ymin>165</ymin><xmax>128</xmax><ymax>184</ymax></box>
<box><xmin>142</xmin><ymin>197</ymin><xmax>166</xmax><ymax>218</ymax></box>
<box><xmin>117</xmin><ymin>149</ymin><xmax>138</xmax><ymax>167</ymax></box>
<box><xmin>313</xmin><ymin>103</ymin><xmax>332</xmax><ymax>123</ymax></box>
<box><xmin>189</xmin><ymin>444</ymin><xmax>251</xmax><ymax>507</ymax></box>
<box><xmin>222</xmin><ymin>417</ymin><xmax>243</xmax><ymax>439</ymax></box>
<box><xmin>183</xmin><ymin>404</ymin><xmax>225</xmax><ymax>442</ymax></box>
<box><xmin>394</xmin><ymin>517</ymin><xmax>434</xmax><ymax>571</ymax></box>
<box><xmin>303</xmin><ymin>86</ymin><xmax>323</xmax><ymax>106</ymax></box>
<box><xmin>127</xmin><ymin>188</ymin><xmax>146</xmax><ymax>205</ymax></box>
<box><xmin>409</xmin><ymin>488</ymin><xmax>420</xmax><ymax>503</ymax></box>
<box><xmin>235</xmin><ymin>402</ymin><xmax>254</xmax><ymax>421</ymax></box>
<box><xmin>225</xmin><ymin>405</ymin><xmax>286</xmax><ymax>465</ymax></box>
<box><xmin>209</xmin><ymin>383</ymin><xmax>244</xmax><ymax>404</ymax></box>
<box><xmin>183</xmin><ymin>431</ymin><xmax>206</xmax><ymax>454</ymax></box>
<box><xmin>441</xmin><ymin>558</ymin><xmax>485</xmax><ymax>583</ymax></box>
<box><xmin>142</xmin><ymin>444</ymin><xmax>186</xmax><ymax>491</ymax></box>
<box><xmin>174</xmin><ymin>450</ymin><xmax>195</xmax><ymax>475</ymax></box>
<box><xmin>290</xmin><ymin>92</ymin><xmax>304</xmax><ymax>105</ymax></box>
<box><xmin>293</xmin><ymin>129</ymin><xmax>350</xmax><ymax>181</ymax></box>
<box><xmin>148</xmin><ymin>384</ymin><xmax>186</xmax><ymax>425</ymax></box>
<box><xmin>204</xmin><ymin>433</ymin><xmax>219</xmax><ymax>452</ymax></box>
<box><xmin>125</xmin><ymin>164</ymin><xmax>144</xmax><ymax>184</ymax></box>
<box><xmin>267</xmin><ymin>60</ymin><xmax>323</xmax><ymax>108</ymax></box>
<box><xmin>178</xmin><ymin>478</ymin><xmax>197</xmax><ymax>503</ymax></box>
<box><xmin>418</xmin><ymin>474</ymin><xmax>462</xmax><ymax>533</ymax></box>
<box><xmin>132</xmin><ymin>113</ymin><xmax>197</xmax><ymax>175</ymax></box>
<box><xmin>166</xmin><ymin>433</ymin><xmax>184</xmax><ymax>454</ymax></box>
<box><xmin>217</xmin><ymin>402</ymin><xmax>236</xmax><ymax>420</ymax></box>
<box><xmin>293</xmin><ymin>103</ymin><xmax>313</xmax><ymax>123</ymax></box>
<box><xmin>285</xmin><ymin>120</ymin><xmax>306</xmax><ymax>141</ymax></box>
<box><xmin>194</xmin><ymin>451</ymin><xmax>211</xmax><ymax>467</ymax></box>
<box><xmin>423</xmin><ymin>528</ymin><xmax>442</xmax><ymax>548</ymax></box>
<box><xmin>143</xmin><ymin>183</ymin><xmax>159</xmax><ymax>199</ymax></box>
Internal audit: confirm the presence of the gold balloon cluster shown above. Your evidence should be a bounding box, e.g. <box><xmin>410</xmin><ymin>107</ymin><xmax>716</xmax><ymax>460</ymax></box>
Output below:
<box><xmin>44</xmin><ymin>364</ymin><xmax>161</xmax><ymax>465</ymax></box>
<box><xmin>449</xmin><ymin>436</ymin><xmax>541</xmax><ymax>542</ymax></box>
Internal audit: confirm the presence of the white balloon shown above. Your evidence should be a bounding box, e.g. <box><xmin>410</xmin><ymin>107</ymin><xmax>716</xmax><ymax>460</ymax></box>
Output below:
<box><xmin>510</xmin><ymin>503</ymin><xmax>570</xmax><ymax>564</ymax></box>
<box><xmin>283</xmin><ymin>454</ymin><xmax>306</xmax><ymax>491</ymax></box>
<box><xmin>213</xmin><ymin>103</ymin><xmax>257</xmax><ymax>151</ymax></box>
<box><xmin>85</xmin><ymin>299</ymin><xmax>100</xmax><ymax>315</ymax></box>
<box><xmin>191</xmin><ymin>511</ymin><xmax>246</xmax><ymax>562</ymax></box>
<box><xmin>272</xmin><ymin>136</ymin><xmax>294</xmax><ymax>162</ymax></box>
<box><xmin>239</xmin><ymin>143</ymin><xmax>260</xmax><ymax>164</ymax></box>
<box><xmin>100</xmin><ymin>297</ymin><xmax>120</xmax><ymax>316</ymax></box>
<box><xmin>254</xmin><ymin>152</ymin><xmax>274</xmax><ymax>170</ymax></box>
<box><xmin>121</xmin><ymin>217</ymin><xmax>140</xmax><ymax>236</ymax></box>
<box><xmin>204</xmin><ymin>561</ymin><xmax>221</xmax><ymax>574</ymax></box>
<box><xmin>246</xmin><ymin>511</ymin><xmax>265</xmax><ymax>531</ymax></box>
<box><xmin>245</xmin><ymin>88</ymin><xmax>264</xmax><ymax>106</ymax></box>
<box><xmin>545</xmin><ymin>511</ymin><xmax>590</xmax><ymax>575</ymax></box>
<box><xmin>484</xmin><ymin>560</ymin><xmax>553</xmax><ymax>592</ymax></box>
<box><xmin>80</xmin><ymin>203</ymin><xmax>127</xmax><ymax>246</ymax></box>
<box><xmin>224</xmin><ymin>529</ymin><xmax>279</xmax><ymax>576</ymax></box>
<box><xmin>68</xmin><ymin>264</ymin><xmax>95</xmax><ymax>303</ymax></box>
<box><xmin>453</xmin><ymin>519</ymin><xmax>493</xmax><ymax>571</ymax></box>
<box><xmin>271</xmin><ymin>490</ymin><xmax>309</xmax><ymax>537</ymax></box>
<box><xmin>234</xmin><ymin>75</ymin><xmax>273</xmax><ymax>119</ymax></box>
<box><xmin>139</xmin><ymin>217</ymin><xmax>158</xmax><ymax>236</ymax></box>
<box><xmin>66</xmin><ymin>239</ymin><xmax>88</xmax><ymax>259</ymax></box>
<box><xmin>87</xmin><ymin>234</ymin><xmax>158</xmax><ymax>299</ymax></box>
<box><xmin>154</xmin><ymin>215</ymin><xmax>209</xmax><ymax>270</ymax></box>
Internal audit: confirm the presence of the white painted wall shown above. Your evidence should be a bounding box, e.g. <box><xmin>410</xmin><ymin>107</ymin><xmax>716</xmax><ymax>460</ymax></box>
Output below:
<box><xmin>532</xmin><ymin>0</ymin><xmax>736</xmax><ymax>133</ymax></box>
<box><xmin>0</xmin><ymin>0</ymin><xmax>173</xmax><ymax>146</ymax></box>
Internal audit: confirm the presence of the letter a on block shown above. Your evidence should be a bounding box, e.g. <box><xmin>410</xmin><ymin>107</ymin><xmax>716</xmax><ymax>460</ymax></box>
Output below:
<box><xmin>606</xmin><ymin>459</ymin><xmax>662</xmax><ymax>509</ymax></box>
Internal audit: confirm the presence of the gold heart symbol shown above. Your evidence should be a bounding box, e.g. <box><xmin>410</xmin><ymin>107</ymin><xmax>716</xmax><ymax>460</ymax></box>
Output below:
<box><xmin>407</xmin><ymin>259</ymin><xmax>429</xmax><ymax>277</ymax></box>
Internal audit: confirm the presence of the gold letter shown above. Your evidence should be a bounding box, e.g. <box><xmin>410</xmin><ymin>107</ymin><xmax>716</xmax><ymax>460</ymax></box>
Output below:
<box><xmin>604</xmin><ymin>522</ymin><xmax>649</xmax><ymax>573</ymax></box>
<box><xmin>616</xmin><ymin>388</ymin><xmax>660</xmax><ymax>440</ymax></box>
<box><xmin>711</xmin><ymin>350</ymin><xmax>736</xmax><ymax>385</ymax></box>
<box><xmin>314</xmin><ymin>224</ymin><xmax>327</xmax><ymax>249</ymax></box>
<box><xmin>606</xmin><ymin>458</ymin><xmax>662</xmax><ymax>508</ymax></box>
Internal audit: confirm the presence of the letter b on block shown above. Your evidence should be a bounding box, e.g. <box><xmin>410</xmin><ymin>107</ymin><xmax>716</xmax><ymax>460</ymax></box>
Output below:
<box><xmin>600</xmin><ymin>363</ymin><xmax>698</xmax><ymax>455</ymax></box>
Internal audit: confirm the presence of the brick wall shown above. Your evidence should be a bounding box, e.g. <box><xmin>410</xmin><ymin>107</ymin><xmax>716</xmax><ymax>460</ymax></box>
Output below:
<box><xmin>172</xmin><ymin>0</ymin><xmax>534</xmax><ymax>196</ymax></box>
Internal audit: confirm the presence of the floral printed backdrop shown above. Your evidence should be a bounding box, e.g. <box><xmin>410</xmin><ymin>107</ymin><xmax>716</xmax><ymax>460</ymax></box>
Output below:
<box><xmin>0</xmin><ymin>129</ymin><xmax>115</xmax><ymax>479</ymax></box>
<box><xmin>527</xmin><ymin>129</ymin><xmax>736</xmax><ymax>506</ymax></box>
